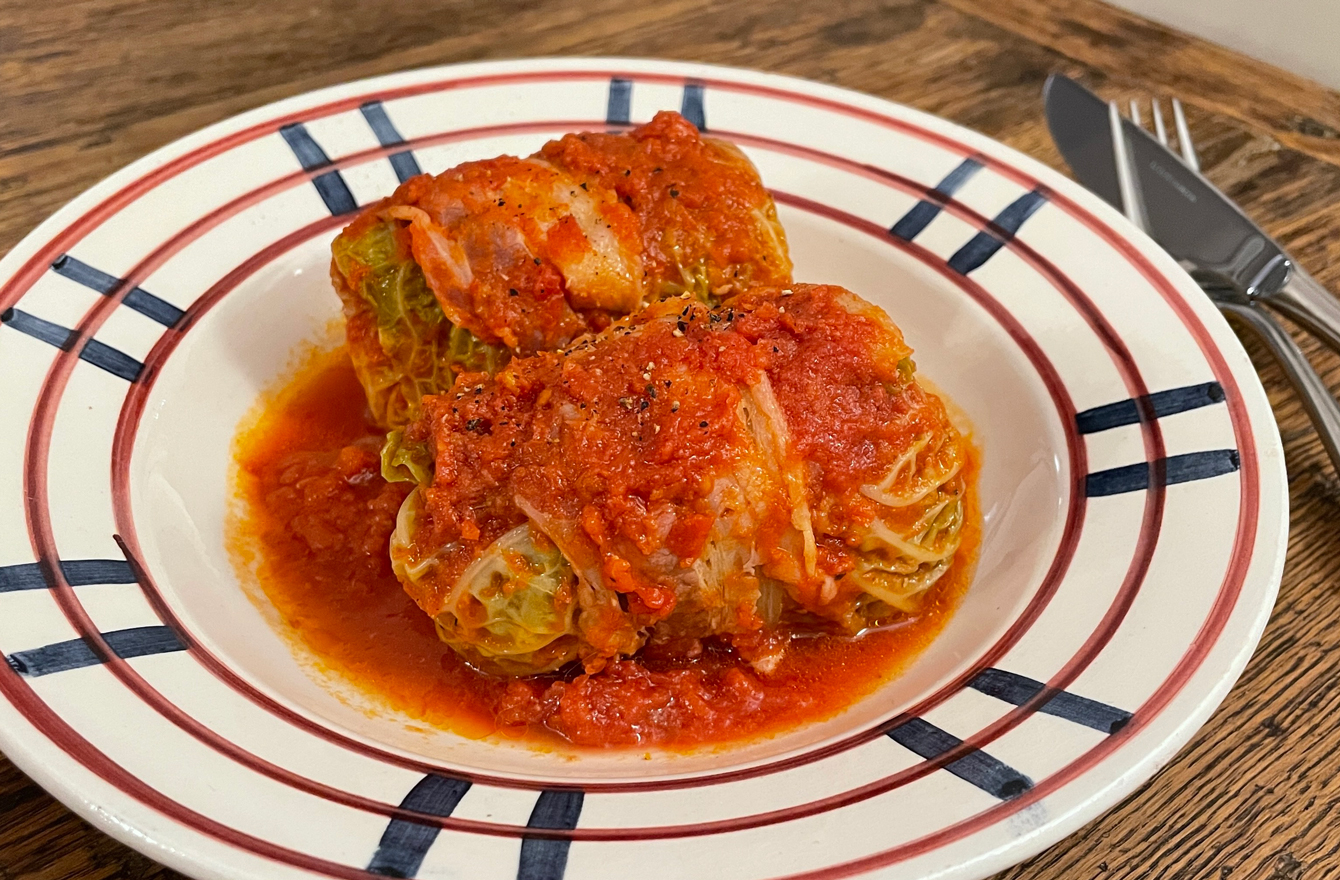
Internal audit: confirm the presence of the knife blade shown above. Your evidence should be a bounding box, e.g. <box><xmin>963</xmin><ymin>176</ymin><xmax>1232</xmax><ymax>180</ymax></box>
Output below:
<box><xmin>1043</xmin><ymin>73</ymin><xmax>1340</xmax><ymax>354</ymax></box>
<box><xmin>1044</xmin><ymin>72</ymin><xmax>1340</xmax><ymax>476</ymax></box>
<box><xmin>1043</xmin><ymin>73</ymin><xmax>1289</xmax><ymax>295</ymax></box>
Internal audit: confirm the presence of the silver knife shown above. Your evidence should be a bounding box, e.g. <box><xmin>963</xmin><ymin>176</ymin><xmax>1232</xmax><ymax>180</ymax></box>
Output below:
<box><xmin>1045</xmin><ymin>72</ymin><xmax>1340</xmax><ymax>474</ymax></box>
<box><xmin>1043</xmin><ymin>73</ymin><xmax>1340</xmax><ymax>353</ymax></box>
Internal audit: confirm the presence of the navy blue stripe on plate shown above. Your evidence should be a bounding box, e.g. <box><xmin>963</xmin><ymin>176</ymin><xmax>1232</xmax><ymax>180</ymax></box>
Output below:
<box><xmin>946</xmin><ymin>189</ymin><xmax>1048</xmax><ymax>275</ymax></box>
<box><xmin>886</xmin><ymin>717</ymin><xmax>1033</xmax><ymax>799</ymax></box>
<box><xmin>969</xmin><ymin>668</ymin><xmax>1132</xmax><ymax>734</ymax></box>
<box><xmin>1</xmin><ymin>308</ymin><xmax>142</xmax><ymax>381</ymax></box>
<box><xmin>278</xmin><ymin>123</ymin><xmax>358</xmax><ymax>216</ymax></box>
<box><xmin>680</xmin><ymin>81</ymin><xmax>706</xmax><ymax>130</ymax></box>
<box><xmin>517</xmin><ymin>790</ymin><xmax>584</xmax><ymax>880</ymax></box>
<box><xmin>1086</xmin><ymin>449</ymin><xmax>1241</xmax><ymax>497</ymax></box>
<box><xmin>7</xmin><ymin>625</ymin><xmax>186</xmax><ymax>677</ymax></box>
<box><xmin>50</xmin><ymin>255</ymin><xmax>184</xmax><ymax>326</ymax></box>
<box><xmin>606</xmin><ymin>77</ymin><xmax>632</xmax><ymax>126</ymax></box>
<box><xmin>0</xmin><ymin>559</ymin><xmax>136</xmax><ymax>593</ymax></box>
<box><xmin>366</xmin><ymin>775</ymin><xmax>472</xmax><ymax>878</ymax></box>
<box><xmin>1076</xmin><ymin>382</ymin><xmax>1226</xmax><ymax>434</ymax></box>
<box><xmin>359</xmin><ymin>101</ymin><xmax>422</xmax><ymax>184</ymax></box>
<box><xmin>889</xmin><ymin>157</ymin><xmax>984</xmax><ymax>241</ymax></box>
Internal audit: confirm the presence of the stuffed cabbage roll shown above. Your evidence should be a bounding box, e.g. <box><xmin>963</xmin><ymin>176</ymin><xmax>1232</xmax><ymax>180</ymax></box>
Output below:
<box><xmin>386</xmin><ymin>284</ymin><xmax>968</xmax><ymax>675</ymax></box>
<box><xmin>331</xmin><ymin>111</ymin><xmax>792</xmax><ymax>429</ymax></box>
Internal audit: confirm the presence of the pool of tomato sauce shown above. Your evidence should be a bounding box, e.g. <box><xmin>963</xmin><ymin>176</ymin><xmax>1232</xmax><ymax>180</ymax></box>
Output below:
<box><xmin>229</xmin><ymin>346</ymin><xmax>980</xmax><ymax>750</ymax></box>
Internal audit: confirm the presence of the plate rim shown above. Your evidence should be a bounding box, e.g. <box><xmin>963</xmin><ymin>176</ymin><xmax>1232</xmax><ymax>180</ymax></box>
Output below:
<box><xmin>0</xmin><ymin>56</ymin><xmax>1289</xmax><ymax>880</ymax></box>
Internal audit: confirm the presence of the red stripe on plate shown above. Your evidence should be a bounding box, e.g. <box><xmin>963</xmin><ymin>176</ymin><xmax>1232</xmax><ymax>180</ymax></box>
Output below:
<box><xmin>0</xmin><ymin>67</ymin><xmax>1262</xmax><ymax>873</ymax></box>
<box><xmin>94</xmin><ymin>191</ymin><xmax>1088</xmax><ymax>841</ymax></box>
<box><xmin>9</xmin><ymin>119</ymin><xmax>1091</xmax><ymax>794</ymax></box>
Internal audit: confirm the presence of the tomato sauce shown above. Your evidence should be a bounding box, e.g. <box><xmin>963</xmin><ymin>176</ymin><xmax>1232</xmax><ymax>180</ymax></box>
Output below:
<box><xmin>537</xmin><ymin>110</ymin><xmax>793</xmax><ymax>295</ymax></box>
<box><xmin>229</xmin><ymin>346</ymin><xmax>979</xmax><ymax>749</ymax></box>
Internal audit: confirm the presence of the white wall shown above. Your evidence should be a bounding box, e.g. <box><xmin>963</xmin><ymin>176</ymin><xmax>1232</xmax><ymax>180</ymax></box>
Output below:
<box><xmin>1108</xmin><ymin>0</ymin><xmax>1340</xmax><ymax>91</ymax></box>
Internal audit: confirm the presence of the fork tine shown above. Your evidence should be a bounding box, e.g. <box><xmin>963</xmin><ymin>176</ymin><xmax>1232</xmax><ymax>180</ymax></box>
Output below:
<box><xmin>1152</xmin><ymin>98</ymin><xmax>1169</xmax><ymax>147</ymax></box>
<box><xmin>1172</xmin><ymin>98</ymin><xmax>1200</xmax><ymax>171</ymax></box>
<box><xmin>1110</xmin><ymin>100</ymin><xmax>1146</xmax><ymax>229</ymax></box>
<box><xmin>1129</xmin><ymin>99</ymin><xmax>1142</xmax><ymax>128</ymax></box>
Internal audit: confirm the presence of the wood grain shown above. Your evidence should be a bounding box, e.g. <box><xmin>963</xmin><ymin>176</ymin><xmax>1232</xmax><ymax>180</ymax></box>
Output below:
<box><xmin>3</xmin><ymin>0</ymin><xmax>1340</xmax><ymax>877</ymax></box>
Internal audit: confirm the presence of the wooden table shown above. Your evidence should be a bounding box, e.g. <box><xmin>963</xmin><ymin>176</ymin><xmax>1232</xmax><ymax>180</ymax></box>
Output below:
<box><xmin>4</xmin><ymin>0</ymin><xmax>1340</xmax><ymax>877</ymax></box>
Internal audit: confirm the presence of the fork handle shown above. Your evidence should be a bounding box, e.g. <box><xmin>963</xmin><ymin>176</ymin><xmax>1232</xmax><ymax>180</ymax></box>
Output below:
<box><xmin>1218</xmin><ymin>298</ymin><xmax>1340</xmax><ymax>475</ymax></box>
<box><xmin>1260</xmin><ymin>263</ymin><xmax>1340</xmax><ymax>355</ymax></box>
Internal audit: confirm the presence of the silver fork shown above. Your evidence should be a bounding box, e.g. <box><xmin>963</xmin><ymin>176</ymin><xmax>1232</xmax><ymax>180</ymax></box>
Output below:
<box><xmin>1115</xmin><ymin>97</ymin><xmax>1340</xmax><ymax>472</ymax></box>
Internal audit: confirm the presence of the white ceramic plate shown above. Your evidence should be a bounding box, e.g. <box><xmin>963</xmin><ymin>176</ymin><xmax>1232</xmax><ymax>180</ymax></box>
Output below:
<box><xmin>0</xmin><ymin>58</ymin><xmax>1287</xmax><ymax>880</ymax></box>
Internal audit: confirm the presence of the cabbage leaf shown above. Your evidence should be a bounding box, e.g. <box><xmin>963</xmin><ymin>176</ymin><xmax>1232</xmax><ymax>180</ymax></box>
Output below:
<box><xmin>332</xmin><ymin>218</ymin><xmax>507</xmax><ymax>429</ymax></box>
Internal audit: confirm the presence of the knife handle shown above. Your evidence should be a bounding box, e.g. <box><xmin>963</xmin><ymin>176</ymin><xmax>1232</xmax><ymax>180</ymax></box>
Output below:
<box><xmin>1218</xmin><ymin>298</ymin><xmax>1340</xmax><ymax>475</ymax></box>
<box><xmin>1262</xmin><ymin>264</ymin><xmax>1340</xmax><ymax>355</ymax></box>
